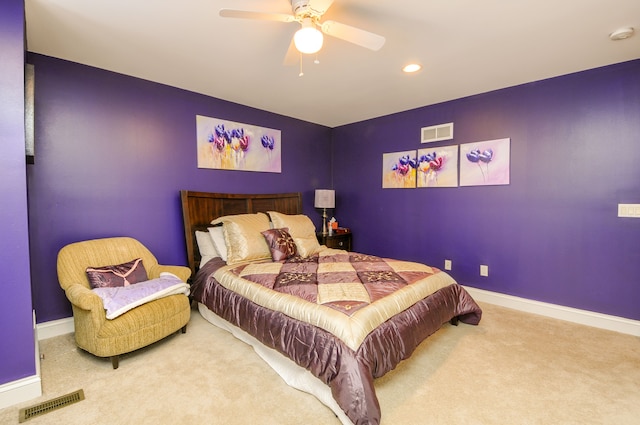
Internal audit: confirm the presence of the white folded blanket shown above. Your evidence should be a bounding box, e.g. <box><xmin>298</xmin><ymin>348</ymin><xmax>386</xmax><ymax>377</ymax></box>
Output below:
<box><xmin>92</xmin><ymin>272</ymin><xmax>190</xmax><ymax>319</ymax></box>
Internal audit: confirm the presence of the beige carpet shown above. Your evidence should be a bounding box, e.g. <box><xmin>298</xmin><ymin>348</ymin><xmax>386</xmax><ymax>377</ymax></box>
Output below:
<box><xmin>1</xmin><ymin>302</ymin><xmax>638</xmax><ymax>425</ymax></box>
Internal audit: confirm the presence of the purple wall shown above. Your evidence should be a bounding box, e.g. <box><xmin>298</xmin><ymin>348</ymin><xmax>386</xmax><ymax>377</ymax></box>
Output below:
<box><xmin>21</xmin><ymin>51</ymin><xmax>640</xmax><ymax>327</ymax></box>
<box><xmin>0</xmin><ymin>0</ymin><xmax>37</xmax><ymax>384</ymax></box>
<box><xmin>332</xmin><ymin>60</ymin><xmax>640</xmax><ymax>321</ymax></box>
<box><xmin>26</xmin><ymin>54</ymin><xmax>332</xmax><ymax>322</ymax></box>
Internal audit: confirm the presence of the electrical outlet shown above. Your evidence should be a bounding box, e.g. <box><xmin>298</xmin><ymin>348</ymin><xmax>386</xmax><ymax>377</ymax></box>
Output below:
<box><xmin>444</xmin><ymin>259</ymin><xmax>452</xmax><ymax>270</ymax></box>
<box><xmin>480</xmin><ymin>265</ymin><xmax>489</xmax><ymax>277</ymax></box>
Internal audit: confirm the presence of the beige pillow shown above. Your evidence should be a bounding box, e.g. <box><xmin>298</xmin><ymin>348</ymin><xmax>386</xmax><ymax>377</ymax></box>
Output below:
<box><xmin>211</xmin><ymin>213</ymin><xmax>271</xmax><ymax>265</ymax></box>
<box><xmin>268</xmin><ymin>211</ymin><xmax>322</xmax><ymax>257</ymax></box>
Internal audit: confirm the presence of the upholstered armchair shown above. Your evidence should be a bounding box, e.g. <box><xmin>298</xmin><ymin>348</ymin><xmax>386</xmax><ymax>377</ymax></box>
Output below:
<box><xmin>57</xmin><ymin>237</ymin><xmax>191</xmax><ymax>369</ymax></box>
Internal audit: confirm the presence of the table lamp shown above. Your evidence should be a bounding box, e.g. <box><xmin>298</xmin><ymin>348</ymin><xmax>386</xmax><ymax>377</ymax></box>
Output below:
<box><xmin>314</xmin><ymin>189</ymin><xmax>335</xmax><ymax>236</ymax></box>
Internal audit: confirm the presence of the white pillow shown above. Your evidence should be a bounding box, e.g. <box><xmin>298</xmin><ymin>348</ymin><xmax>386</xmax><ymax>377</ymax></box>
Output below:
<box><xmin>208</xmin><ymin>226</ymin><xmax>228</xmax><ymax>262</ymax></box>
<box><xmin>195</xmin><ymin>230</ymin><xmax>218</xmax><ymax>267</ymax></box>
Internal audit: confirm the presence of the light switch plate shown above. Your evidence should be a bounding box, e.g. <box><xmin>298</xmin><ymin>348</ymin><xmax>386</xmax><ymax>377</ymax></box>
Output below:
<box><xmin>618</xmin><ymin>204</ymin><xmax>640</xmax><ymax>218</ymax></box>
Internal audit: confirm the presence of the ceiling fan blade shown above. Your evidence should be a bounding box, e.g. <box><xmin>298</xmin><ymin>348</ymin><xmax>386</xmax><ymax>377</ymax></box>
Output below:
<box><xmin>283</xmin><ymin>36</ymin><xmax>299</xmax><ymax>66</ymax></box>
<box><xmin>219</xmin><ymin>9</ymin><xmax>295</xmax><ymax>23</ymax></box>
<box><xmin>308</xmin><ymin>0</ymin><xmax>335</xmax><ymax>15</ymax></box>
<box><xmin>321</xmin><ymin>20</ymin><xmax>385</xmax><ymax>51</ymax></box>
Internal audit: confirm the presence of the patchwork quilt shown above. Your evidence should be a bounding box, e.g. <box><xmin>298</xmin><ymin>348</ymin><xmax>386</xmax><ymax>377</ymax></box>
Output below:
<box><xmin>218</xmin><ymin>248</ymin><xmax>462</xmax><ymax>350</ymax></box>
<box><xmin>192</xmin><ymin>249</ymin><xmax>482</xmax><ymax>425</ymax></box>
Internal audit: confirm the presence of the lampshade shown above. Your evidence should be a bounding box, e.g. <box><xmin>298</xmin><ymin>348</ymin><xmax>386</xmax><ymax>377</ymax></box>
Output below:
<box><xmin>314</xmin><ymin>189</ymin><xmax>335</xmax><ymax>209</ymax></box>
<box><xmin>294</xmin><ymin>18</ymin><xmax>323</xmax><ymax>54</ymax></box>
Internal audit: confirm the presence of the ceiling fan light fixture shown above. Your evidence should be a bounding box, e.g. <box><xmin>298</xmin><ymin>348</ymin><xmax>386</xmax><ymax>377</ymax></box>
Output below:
<box><xmin>294</xmin><ymin>18</ymin><xmax>323</xmax><ymax>54</ymax></box>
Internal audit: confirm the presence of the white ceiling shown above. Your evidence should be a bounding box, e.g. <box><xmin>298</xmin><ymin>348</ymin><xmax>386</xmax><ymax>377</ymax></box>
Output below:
<box><xmin>25</xmin><ymin>0</ymin><xmax>640</xmax><ymax>128</ymax></box>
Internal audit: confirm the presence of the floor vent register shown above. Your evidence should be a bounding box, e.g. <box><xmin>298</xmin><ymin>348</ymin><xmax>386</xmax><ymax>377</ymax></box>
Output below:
<box><xmin>18</xmin><ymin>389</ymin><xmax>85</xmax><ymax>422</ymax></box>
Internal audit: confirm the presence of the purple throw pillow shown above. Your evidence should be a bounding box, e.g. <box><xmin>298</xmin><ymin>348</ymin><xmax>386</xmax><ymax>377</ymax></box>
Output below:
<box><xmin>261</xmin><ymin>228</ymin><xmax>298</xmax><ymax>261</ymax></box>
<box><xmin>86</xmin><ymin>258</ymin><xmax>148</xmax><ymax>289</ymax></box>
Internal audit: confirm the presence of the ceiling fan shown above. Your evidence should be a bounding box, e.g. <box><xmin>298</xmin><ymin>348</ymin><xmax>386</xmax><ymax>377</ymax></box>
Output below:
<box><xmin>219</xmin><ymin>0</ymin><xmax>385</xmax><ymax>65</ymax></box>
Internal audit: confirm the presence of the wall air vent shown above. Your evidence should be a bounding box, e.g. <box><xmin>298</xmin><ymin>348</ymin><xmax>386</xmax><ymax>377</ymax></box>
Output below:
<box><xmin>421</xmin><ymin>122</ymin><xmax>454</xmax><ymax>143</ymax></box>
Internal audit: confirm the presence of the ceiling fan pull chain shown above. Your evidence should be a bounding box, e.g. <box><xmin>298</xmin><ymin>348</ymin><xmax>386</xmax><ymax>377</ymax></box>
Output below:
<box><xmin>299</xmin><ymin>53</ymin><xmax>304</xmax><ymax>77</ymax></box>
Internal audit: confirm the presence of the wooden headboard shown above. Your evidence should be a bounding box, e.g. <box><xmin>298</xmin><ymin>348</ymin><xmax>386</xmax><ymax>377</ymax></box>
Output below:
<box><xmin>180</xmin><ymin>190</ymin><xmax>303</xmax><ymax>276</ymax></box>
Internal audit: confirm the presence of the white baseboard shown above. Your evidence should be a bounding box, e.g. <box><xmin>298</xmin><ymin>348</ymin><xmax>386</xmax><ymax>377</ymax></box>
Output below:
<box><xmin>0</xmin><ymin>375</ymin><xmax>42</xmax><ymax>410</ymax></box>
<box><xmin>463</xmin><ymin>286</ymin><xmax>640</xmax><ymax>336</ymax></box>
<box><xmin>36</xmin><ymin>317</ymin><xmax>74</xmax><ymax>340</ymax></box>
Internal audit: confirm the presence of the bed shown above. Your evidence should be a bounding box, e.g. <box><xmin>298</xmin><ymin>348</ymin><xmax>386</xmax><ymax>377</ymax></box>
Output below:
<box><xmin>180</xmin><ymin>190</ymin><xmax>482</xmax><ymax>425</ymax></box>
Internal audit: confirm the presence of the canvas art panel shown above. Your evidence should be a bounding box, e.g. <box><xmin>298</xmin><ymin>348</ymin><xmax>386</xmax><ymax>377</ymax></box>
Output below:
<box><xmin>196</xmin><ymin>115</ymin><xmax>281</xmax><ymax>173</ymax></box>
<box><xmin>382</xmin><ymin>150</ymin><xmax>417</xmax><ymax>188</ymax></box>
<box><xmin>459</xmin><ymin>138</ymin><xmax>510</xmax><ymax>186</ymax></box>
<box><xmin>417</xmin><ymin>145</ymin><xmax>459</xmax><ymax>188</ymax></box>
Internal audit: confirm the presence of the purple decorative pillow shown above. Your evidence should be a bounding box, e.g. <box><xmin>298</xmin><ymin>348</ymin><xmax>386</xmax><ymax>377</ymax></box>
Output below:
<box><xmin>86</xmin><ymin>258</ymin><xmax>148</xmax><ymax>289</ymax></box>
<box><xmin>261</xmin><ymin>228</ymin><xmax>298</xmax><ymax>261</ymax></box>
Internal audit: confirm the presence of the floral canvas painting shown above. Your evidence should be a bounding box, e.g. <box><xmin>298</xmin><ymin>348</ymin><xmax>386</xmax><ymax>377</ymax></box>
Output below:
<box><xmin>459</xmin><ymin>138</ymin><xmax>510</xmax><ymax>186</ymax></box>
<box><xmin>382</xmin><ymin>150</ymin><xmax>417</xmax><ymax>188</ymax></box>
<box><xmin>196</xmin><ymin>115</ymin><xmax>281</xmax><ymax>172</ymax></box>
<box><xmin>417</xmin><ymin>145</ymin><xmax>459</xmax><ymax>188</ymax></box>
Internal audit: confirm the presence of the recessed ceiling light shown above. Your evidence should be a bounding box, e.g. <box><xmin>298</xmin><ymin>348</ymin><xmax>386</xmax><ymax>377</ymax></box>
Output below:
<box><xmin>609</xmin><ymin>27</ymin><xmax>634</xmax><ymax>41</ymax></box>
<box><xmin>402</xmin><ymin>63</ymin><xmax>422</xmax><ymax>73</ymax></box>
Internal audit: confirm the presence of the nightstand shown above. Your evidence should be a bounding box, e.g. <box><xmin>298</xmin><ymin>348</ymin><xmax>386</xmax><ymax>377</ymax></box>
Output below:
<box><xmin>317</xmin><ymin>231</ymin><xmax>352</xmax><ymax>251</ymax></box>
